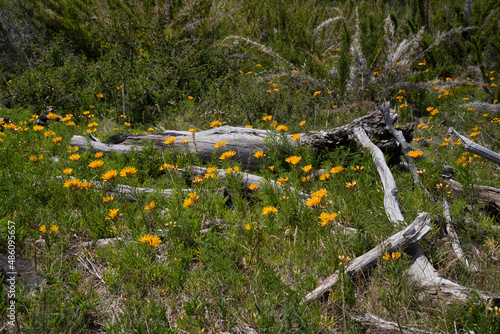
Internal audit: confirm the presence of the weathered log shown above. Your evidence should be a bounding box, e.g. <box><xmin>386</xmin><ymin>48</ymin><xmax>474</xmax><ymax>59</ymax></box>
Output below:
<box><xmin>352</xmin><ymin>127</ymin><xmax>405</xmax><ymax>226</ymax></box>
<box><xmin>69</xmin><ymin>110</ymin><xmax>413</xmax><ymax>171</ymax></box>
<box><xmin>300</xmin><ymin>212</ymin><xmax>432</xmax><ymax>305</ymax></box>
<box><xmin>442</xmin><ymin>199</ymin><xmax>478</xmax><ymax>271</ymax></box>
<box><xmin>406</xmin><ymin>245</ymin><xmax>499</xmax><ymax>303</ymax></box>
<box><xmin>445</xmin><ymin>179</ymin><xmax>500</xmax><ymax>213</ymax></box>
<box><xmin>352</xmin><ymin>311</ymin><xmax>437</xmax><ymax>334</ymax></box>
<box><xmin>452</xmin><ymin>129</ymin><xmax>500</xmax><ymax>166</ymax></box>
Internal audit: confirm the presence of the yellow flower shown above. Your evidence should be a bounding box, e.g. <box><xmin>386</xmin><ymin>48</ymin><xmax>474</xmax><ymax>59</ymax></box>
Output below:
<box><xmin>44</xmin><ymin>130</ymin><xmax>55</xmax><ymax>137</ymax></box>
<box><xmin>285</xmin><ymin>155</ymin><xmax>301</xmax><ymax>165</ymax></box>
<box><xmin>63</xmin><ymin>168</ymin><xmax>73</xmax><ymax>175</ymax></box>
<box><xmin>262</xmin><ymin>115</ymin><xmax>272</xmax><ymax>121</ymax></box>
<box><xmin>319</xmin><ymin>212</ymin><xmax>337</xmax><ymax>226</ymax></box>
<box><xmin>102</xmin><ymin>170</ymin><xmax>118</xmax><ymax>182</ymax></box>
<box><xmin>120</xmin><ymin>166</ymin><xmax>137</xmax><ymax>177</ymax></box>
<box><xmin>139</xmin><ymin>234</ymin><xmax>162</xmax><ymax>247</ymax></box>
<box><xmin>105</xmin><ymin>208</ymin><xmax>123</xmax><ymax>221</ymax></box>
<box><xmin>144</xmin><ymin>201</ymin><xmax>155</xmax><ymax>211</ymax></box>
<box><xmin>306</xmin><ymin>196</ymin><xmax>322</xmax><ymax>207</ymax></box>
<box><xmin>214</xmin><ymin>141</ymin><xmax>227</xmax><ymax>148</ymax></box>
<box><xmin>96</xmin><ymin>93</ymin><xmax>104</xmax><ymax>98</ymax></box>
<box><xmin>39</xmin><ymin>225</ymin><xmax>46</xmax><ymax>233</ymax></box>
<box><xmin>50</xmin><ymin>225</ymin><xmax>59</xmax><ymax>233</ymax></box>
<box><xmin>66</xmin><ymin>121</ymin><xmax>75</xmax><ymax>126</ymax></box>
<box><xmin>220</xmin><ymin>151</ymin><xmax>236</xmax><ymax>160</ymax></box>
<box><xmin>382</xmin><ymin>252</ymin><xmax>391</xmax><ymax>261</ymax></box>
<box><xmin>69</xmin><ymin>154</ymin><xmax>81</xmax><ymax>162</ymax></box>
<box><xmin>301</xmin><ymin>175</ymin><xmax>311</xmax><ymax>183</ymax></box>
<box><xmin>338</xmin><ymin>255</ymin><xmax>352</xmax><ymax>266</ymax></box>
<box><xmin>313</xmin><ymin>91</ymin><xmax>321</xmax><ymax>96</ymax></box>
<box><xmin>103</xmin><ymin>195</ymin><xmax>114</xmax><ymax>203</ymax></box>
<box><xmin>268</xmin><ymin>165</ymin><xmax>275</xmax><ymax>172</ymax></box>
<box><xmin>164</xmin><ymin>136</ymin><xmax>176</xmax><ymax>145</ymax></box>
<box><xmin>159</xmin><ymin>163</ymin><xmax>178</xmax><ymax>171</ymax></box>
<box><xmin>319</xmin><ymin>173</ymin><xmax>330</xmax><ymax>181</ymax></box>
<box><xmin>300</xmin><ymin>120</ymin><xmax>306</xmax><ymax>126</ymax></box>
<box><xmin>415</xmin><ymin>169</ymin><xmax>426</xmax><ymax>175</ymax></box>
<box><xmin>302</xmin><ymin>165</ymin><xmax>312</xmax><ymax>173</ymax></box>
<box><xmin>88</xmin><ymin>160</ymin><xmax>104</xmax><ymax>169</ymax></box>
<box><xmin>262</xmin><ymin>206</ymin><xmax>278</xmax><ymax>215</ymax></box>
<box><xmin>210</xmin><ymin>120</ymin><xmax>222</xmax><ymax>128</ymax></box>
<box><xmin>345</xmin><ymin>180</ymin><xmax>357</xmax><ymax>189</ymax></box>
<box><xmin>245</xmin><ymin>223</ymin><xmax>252</xmax><ymax>231</ymax></box>
<box><xmin>95</xmin><ymin>152</ymin><xmax>103</xmax><ymax>158</ymax></box>
<box><xmin>254</xmin><ymin>150</ymin><xmax>266</xmax><ymax>159</ymax></box>
<box><xmin>351</xmin><ymin>166</ymin><xmax>364</xmax><ymax>172</ymax></box>
<box><xmin>188</xmin><ymin>128</ymin><xmax>197</xmax><ymax>132</ymax></box>
<box><xmin>188</xmin><ymin>96</ymin><xmax>193</xmax><ymax>100</ymax></box>
<box><xmin>52</xmin><ymin>137</ymin><xmax>62</xmax><ymax>143</ymax></box>
<box><xmin>47</xmin><ymin>112</ymin><xmax>60</xmax><ymax>120</ymax></box>
<box><xmin>63</xmin><ymin>179</ymin><xmax>82</xmax><ymax>189</ymax></box>
<box><xmin>392</xmin><ymin>252</ymin><xmax>401</xmax><ymax>260</ymax></box>
<box><xmin>248</xmin><ymin>184</ymin><xmax>259</xmax><ymax>191</ymax></box>
<box><xmin>180</xmin><ymin>138</ymin><xmax>190</xmax><ymax>144</ymax></box>
<box><xmin>276</xmin><ymin>124</ymin><xmax>288</xmax><ymax>131</ymax></box>
<box><xmin>330</xmin><ymin>166</ymin><xmax>344</xmax><ymax>174</ymax></box>
<box><xmin>33</xmin><ymin>125</ymin><xmax>44</xmax><ymax>132</ymax></box>
<box><xmin>79</xmin><ymin>181</ymin><xmax>93</xmax><ymax>189</ymax></box>
<box><xmin>407</xmin><ymin>150</ymin><xmax>424</xmax><ymax>159</ymax></box>
<box><xmin>277</xmin><ymin>176</ymin><xmax>289</xmax><ymax>186</ymax></box>
<box><xmin>29</xmin><ymin>155</ymin><xmax>43</xmax><ymax>162</ymax></box>
<box><xmin>193</xmin><ymin>177</ymin><xmax>204</xmax><ymax>184</ymax></box>
<box><xmin>183</xmin><ymin>192</ymin><xmax>200</xmax><ymax>208</ymax></box>
<box><xmin>291</xmin><ymin>133</ymin><xmax>302</xmax><ymax>141</ymax></box>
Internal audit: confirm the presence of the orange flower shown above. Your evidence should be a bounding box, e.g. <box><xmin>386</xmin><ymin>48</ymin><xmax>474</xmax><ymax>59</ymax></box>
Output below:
<box><xmin>219</xmin><ymin>151</ymin><xmax>236</xmax><ymax>160</ymax></box>
<box><xmin>105</xmin><ymin>208</ymin><xmax>123</xmax><ymax>221</ymax></box>
<box><xmin>277</xmin><ymin>176</ymin><xmax>288</xmax><ymax>186</ymax></box>
<box><xmin>345</xmin><ymin>180</ymin><xmax>357</xmax><ymax>189</ymax></box>
<box><xmin>248</xmin><ymin>184</ymin><xmax>259</xmax><ymax>191</ymax></box>
<box><xmin>139</xmin><ymin>234</ymin><xmax>162</xmax><ymax>247</ymax></box>
<box><xmin>102</xmin><ymin>170</ymin><xmax>118</xmax><ymax>182</ymax></box>
<box><xmin>262</xmin><ymin>115</ymin><xmax>272</xmax><ymax>121</ymax></box>
<box><xmin>69</xmin><ymin>154</ymin><xmax>81</xmax><ymax>162</ymax></box>
<box><xmin>144</xmin><ymin>201</ymin><xmax>155</xmax><ymax>211</ymax></box>
<box><xmin>330</xmin><ymin>166</ymin><xmax>344</xmax><ymax>174</ymax></box>
<box><xmin>254</xmin><ymin>151</ymin><xmax>266</xmax><ymax>159</ymax></box>
<box><xmin>262</xmin><ymin>206</ymin><xmax>278</xmax><ymax>215</ymax></box>
<box><xmin>276</xmin><ymin>124</ymin><xmax>288</xmax><ymax>131</ymax></box>
<box><xmin>285</xmin><ymin>155</ymin><xmax>301</xmax><ymax>165</ymax></box>
<box><xmin>120</xmin><ymin>166</ymin><xmax>137</xmax><ymax>177</ymax></box>
<box><xmin>210</xmin><ymin>120</ymin><xmax>222</xmax><ymax>128</ymax></box>
<box><xmin>319</xmin><ymin>212</ymin><xmax>337</xmax><ymax>226</ymax></box>
<box><xmin>407</xmin><ymin>150</ymin><xmax>424</xmax><ymax>159</ymax></box>
<box><xmin>89</xmin><ymin>160</ymin><xmax>104</xmax><ymax>169</ymax></box>
<box><xmin>164</xmin><ymin>136</ymin><xmax>176</xmax><ymax>145</ymax></box>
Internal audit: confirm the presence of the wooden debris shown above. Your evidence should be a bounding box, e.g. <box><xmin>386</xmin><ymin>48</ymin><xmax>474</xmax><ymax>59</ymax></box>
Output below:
<box><xmin>452</xmin><ymin>129</ymin><xmax>500</xmax><ymax>166</ymax></box>
<box><xmin>352</xmin><ymin>311</ymin><xmax>438</xmax><ymax>334</ymax></box>
<box><xmin>445</xmin><ymin>179</ymin><xmax>500</xmax><ymax>213</ymax></box>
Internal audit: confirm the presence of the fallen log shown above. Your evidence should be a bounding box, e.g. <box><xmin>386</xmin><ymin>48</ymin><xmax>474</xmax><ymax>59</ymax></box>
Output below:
<box><xmin>445</xmin><ymin>179</ymin><xmax>500</xmax><ymax>213</ymax></box>
<box><xmin>352</xmin><ymin>127</ymin><xmax>405</xmax><ymax>226</ymax></box>
<box><xmin>300</xmin><ymin>212</ymin><xmax>432</xmax><ymax>304</ymax></box>
<box><xmin>69</xmin><ymin>110</ymin><xmax>413</xmax><ymax>171</ymax></box>
<box><xmin>452</xmin><ymin>129</ymin><xmax>500</xmax><ymax>166</ymax></box>
<box><xmin>352</xmin><ymin>311</ymin><xmax>437</xmax><ymax>334</ymax></box>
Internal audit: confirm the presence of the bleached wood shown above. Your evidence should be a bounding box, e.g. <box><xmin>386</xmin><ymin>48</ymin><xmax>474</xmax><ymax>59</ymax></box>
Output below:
<box><xmin>352</xmin><ymin>127</ymin><xmax>405</xmax><ymax>225</ymax></box>
<box><xmin>300</xmin><ymin>212</ymin><xmax>431</xmax><ymax>304</ymax></box>
<box><xmin>352</xmin><ymin>311</ymin><xmax>437</xmax><ymax>334</ymax></box>
<box><xmin>452</xmin><ymin>129</ymin><xmax>500</xmax><ymax>166</ymax></box>
<box><xmin>445</xmin><ymin>179</ymin><xmax>500</xmax><ymax>212</ymax></box>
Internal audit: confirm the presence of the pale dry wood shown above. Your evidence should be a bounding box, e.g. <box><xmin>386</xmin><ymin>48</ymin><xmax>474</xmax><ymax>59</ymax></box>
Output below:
<box><xmin>352</xmin><ymin>311</ymin><xmax>437</xmax><ymax>334</ymax></box>
<box><xmin>406</xmin><ymin>245</ymin><xmax>499</xmax><ymax>303</ymax></box>
<box><xmin>69</xmin><ymin>110</ymin><xmax>413</xmax><ymax>171</ymax></box>
<box><xmin>442</xmin><ymin>199</ymin><xmax>478</xmax><ymax>271</ymax></box>
<box><xmin>352</xmin><ymin>127</ymin><xmax>405</xmax><ymax>225</ymax></box>
<box><xmin>445</xmin><ymin>179</ymin><xmax>500</xmax><ymax>212</ymax></box>
<box><xmin>300</xmin><ymin>212</ymin><xmax>432</xmax><ymax>304</ymax></box>
<box><xmin>452</xmin><ymin>129</ymin><xmax>500</xmax><ymax>166</ymax></box>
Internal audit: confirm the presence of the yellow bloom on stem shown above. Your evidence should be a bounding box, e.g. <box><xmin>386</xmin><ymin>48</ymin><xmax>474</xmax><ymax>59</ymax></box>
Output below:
<box><xmin>277</xmin><ymin>176</ymin><xmax>289</xmax><ymax>186</ymax></box>
<box><xmin>319</xmin><ymin>173</ymin><xmax>330</xmax><ymax>181</ymax></box>
<box><xmin>407</xmin><ymin>150</ymin><xmax>424</xmax><ymax>159</ymax></box>
<box><xmin>268</xmin><ymin>165</ymin><xmax>275</xmax><ymax>172</ymax></box>
<box><xmin>47</xmin><ymin>112</ymin><xmax>60</xmax><ymax>120</ymax></box>
<box><xmin>285</xmin><ymin>155</ymin><xmax>301</xmax><ymax>165</ymax></box>
<box><xmin>105</xmin><ymin>208</ymin><xmax>123</xmax><ymax>221</ymax></box>
<box><xmin>39</xmin><ymin>225</ymin><xmax>46</xmax><ymax>233</ymax></box>
<box><xmin>103</xmin><ymin>195</ymin><xmax>114</xmax><ymax>203</ymax></box>
<box><xmin>383</xmin><ymin>252</ymin><xmax>391</xmax><ymax>261</ymax></box>
<box><xmin>144</xmin><ymin>201</ymin><xmax>155</xmax><ymax>211</ymax></box>
<box><xmin>319</xmin><ymin>212</ymin><xmax>337</xmax><ymax>226</ymax></box>
<box><xmin>96</xmin><ymin>93</ymin><xmax>104</xmax><ymax>98</ymax></box>
<box><xmin>312</xmin><ymin>189</ymin><xmax>327</xmax><ymax>199</ymax></box>
<box><xmin>306</xmin><ymin>196</ymin><xmax>322</xmax><ymax>207</ymax></box>
<box><xmin>214</xmin><ymin>141</ymin><xmax>227</xmax><ymax>148</ymax></box>
<box><xmin>262</xmin><ymin>206</ymin><xmax>278</xmax><ymax>215</ymax></box>
<box><xmin>183</xmin><ymin>192</ymin><xmax>199</xmax><ymax>208</ymax></box>
<box><xmin>276</xmin><ymin>124</ymin><xmax>288</xmax><ymax>131</ymax></box>
<box><xmin>102</xmin><ymin>170</ymin><xmax>118</xmax><ymax>182</ymax></box>
<box><xmin>262</xmin><ymin>115</ymin><xmax>272</xmax><ymax>121</ymax></box>
<box><xmin>254</xmin><ymin>150</ymin><xmax>266</xmax><ymax>159</ymax></box>
<box><xmin>33</xmin><ymin>125</ymin><xmax>44</xmax><ymax>132</ymax></box>
<box><xmin>345</xmin><ymin>180</ymin><xmax>357</xmax><ymax>189</ymax></box>
<box><xmin>392</xmin><ymin>252</ymin><xmax>401</xmax><ymax>260</ymax></box>
<box><xmin>220</xmin><ymin>151</ymin><xmax>236</xmax><ymax>160</ymax></box>
<box><xmin>187</xmin><ymin>96</ymin><xmax>193</xmax><ymax>100</ymax></box>
<box><xmin>415</xmin><ymin>169</ymin><xmax>426</xmax><ymax>175</ymax></box>
<box><xmin>301</xmin><ymin>175</ymin><xmax>310</xmax><ymax>183</ymax></box>
<box><xmin>313</xmin><ymin>91</ymin><xmax>321</xmax><ymax>96</ymax></box>
<box><xmin>210</xmin><ymin>120</ymin><xmax>222</xmax><ymax>128</ymax></box>
<box><xmin>30</xmin><ymin>155</ymin><xmax>43</xmax><ymax>162</ymax></box>
<box><xmin>44</xmin><ymin>130</ymin><xmax>55</xmax><ymax>137</ymax></box>
<box><xmin>120</xmin><ymin>166</ymin><xmax>137</xmax><ymax>177</ymax></box>
<box><xmin>338</xmin><ymin>255</ymin><xmax>352</xmax><ymax>266</ymax></box>
<box><xmin>351</xmin><ymin>166</ymin><xmax>364</xmax><ymax>172</ymax></box>
<box><xmin>63</xmin><ymin>179</ymin><xmax>82</xmax><ymax>189</ymax></box>
<box><xmin>245</xmin><ymin>223</ymin><xmax>252</xmax><ymax>231</ymax></box>
<box><xmin>79</xmin><ymin>181</ymin><xmax>93</xmax><ymax>189</ymax></box>
<box><xmin>193</xmin><ymin>177</ymin><xmax>204</xmax><ymax>184</ymax></box>
<box><xmin>206</xmin><ymin>167</ymin><xmax>217</xmax><ymax>174</ymax></box>
<box><xmin>89</xmin><ymin>160</ymin><xmax>104</xmax><ymax>169</ymax></box>
<box><xmin>188</xmin><ymin>128</ymin><xmax>197</xmax><ymax>133</ymax></box>
<box><xmin>164</xmin><ymin>136</ymin><xmax>176</xmax><ymax>145</ymax></box>
<box><xmin>300</xmin><ymin>120</ymin><xmax>306</xmax><ymax>126</ymax></box>
<box><xmin>95</xmin><ymin>152</ymin><xmax>103</xmax><ymax>158</ymax></box>
<box><xmin>248</xmin><ymin>184</ymin><xmax>259</xmax><ymax>191</ymax></box>
<box><xmin>63</xmin><ymin>168</ymin><xmax>73</xmax><ymax>175</ymax></box>
<box><xmin>69</xmin><ymin>154</ymin><xmax>81</xmax><ymax>162</ymax></box>
<box><xmin>302</xmin><ymin>165</ymin><xmax>312</xmax><ymax>173</ymax></box>
<box><xmin>330</xmin><ymin>166</ymin><xmax>344</xmax><ymax>174</ymax></box>
<box><xmin>50</xmin><ymin>225</ymin><xmax>59</xmax><ymax>233</ymax></box>
<box><xmin>52</xmin><ymin>137</ymin><xmax>62</xmax><ymax>143</ymax></box>
<box><xmin>139</xmin><ymin>234</ymin><xmax>162</xmax><ymax>247</ymax></box>
<box><xmin>291</xmin><ymin>133</ymin><xmax>302</xmax><ymax>141</ymax></box>
<box><xmin>159</xmin><ymin>163</ymin><xmax>177</xmax><ymax>171</ymax></box>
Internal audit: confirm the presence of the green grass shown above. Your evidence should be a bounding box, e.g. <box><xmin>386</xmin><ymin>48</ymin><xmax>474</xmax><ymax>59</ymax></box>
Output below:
<box><xmin>1</xmin><ymin>0</ymin><xmax>500</xmax><ymax>333</ymax></box>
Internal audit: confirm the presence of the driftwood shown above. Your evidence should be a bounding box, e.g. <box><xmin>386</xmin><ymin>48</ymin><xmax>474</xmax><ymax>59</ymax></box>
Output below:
<box><xmin>352</xmin><ymin>311</ymin><xmax>437</xmax><ymax>334</ymax></box>
<box><xmin>300</xmin><ymin>212</ymin><xmax>432</xmax><ymax>304</ymax></box>
<box><xmin>69</xmin><ymin>110</ymin><xmax>413</xmax><ymax>171</ymax></box>
<box><xmin>445</xmin><ymin>179</ymin><xmax>500</xmax><ymax>213</ymax></box>
<box><xmin>406</xmin><ymin>245</ymin><xmax>499</xmax><ymax>303</ymax></box>
<box><xmin>442</xmin><ymin>199</ymin><xmax>478</xmax><ymax>271</ymax></box>
<box><xmin>452</xmin><ymin>129</ymin><xmax>500</xmax><ymax>166</ymax></box>
<box><xmin>352</xmin><ymin>127</ymin><xmax>405</xmax><ymax>226</ymax></box>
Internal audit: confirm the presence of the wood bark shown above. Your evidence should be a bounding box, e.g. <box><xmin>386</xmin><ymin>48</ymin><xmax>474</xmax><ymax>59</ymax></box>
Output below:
<box><xmin>445</xmin><ymin>179</ymin><xmax>500</xmax><ymax>213</ymax></box>
<box><xmin>300</xmin><ymin>212</ymin><xmax>432</xmax><ymax>305</ymax></box>
<box><xmin>352</xmin><ymin>127</ymin><xmax>405</xmax><ymax>226</ymax></box>
<box><xmin>69</xmin><ymin>110</ymin><xmax>413</xmax><ymax>171</ymax></box>
<box><xmin>352</xmin><ymin>311</ymin><xmax>437</xmax><ymax>334</ymax></box>
<box><xmin>452</xmin><ymin>129</ymin><xmax>500</xmax><ymax>166</ymax></box>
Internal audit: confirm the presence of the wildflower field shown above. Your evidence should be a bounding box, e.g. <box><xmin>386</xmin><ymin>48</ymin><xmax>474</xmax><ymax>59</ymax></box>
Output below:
<box><xmin>1</xmin><ymin>0</ymin><xmax>500</xmax><ymax>333</ymax></box>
